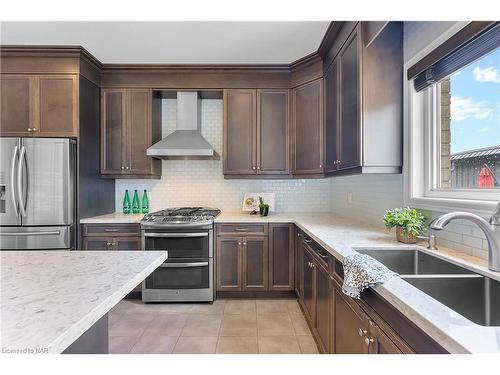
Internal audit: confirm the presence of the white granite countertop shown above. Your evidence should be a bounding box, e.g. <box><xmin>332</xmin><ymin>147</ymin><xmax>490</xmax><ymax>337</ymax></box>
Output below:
<box><xmin>1</xmin><ymin>250</ymin><xmax>167</xmax><ymax>354</ymax></box>
<box><xmin>79</xmin><ymin>211</ymin><xmax>500</xmax><ymax>353</ymax></box>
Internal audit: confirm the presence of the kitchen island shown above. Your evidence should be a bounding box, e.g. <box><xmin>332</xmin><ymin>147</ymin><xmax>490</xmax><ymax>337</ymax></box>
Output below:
<box><xmin>1</xmin><ymin>250</ymin><xmax>167</xmax><ymax>354</ymax></box>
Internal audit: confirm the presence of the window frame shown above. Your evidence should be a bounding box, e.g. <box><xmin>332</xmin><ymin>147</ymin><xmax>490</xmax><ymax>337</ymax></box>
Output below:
<box><xmin>404</xmin><ymin>22</ymin><xmax>499</xmax><ymax>217</ymax></box>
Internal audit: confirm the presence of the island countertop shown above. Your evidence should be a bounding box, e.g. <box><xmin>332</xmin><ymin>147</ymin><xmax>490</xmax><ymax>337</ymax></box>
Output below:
<box><xmin>1</xmin><ymin>250</ymin><xmax>167</xmax><ymax>354</ymax></box>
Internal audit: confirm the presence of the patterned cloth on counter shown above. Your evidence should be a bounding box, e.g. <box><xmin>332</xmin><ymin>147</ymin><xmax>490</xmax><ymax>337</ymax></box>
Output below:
<box><xmin>342</xmin><ymin>253</ymin><xmax>398</xmax><ymax>299</ymax></box>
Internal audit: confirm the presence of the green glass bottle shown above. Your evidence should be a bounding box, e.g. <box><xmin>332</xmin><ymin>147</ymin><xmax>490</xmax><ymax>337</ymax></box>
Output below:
<box><xmin>123</xmin><ymin>190</ymin><xmax>131</xmax><ymax>214</ymax></box>
<box><xmin>131</xmin><ymin>190</ymin><xmax>140</xmax><ymax>214</ymax></box>
<box><xmin>141</xmin><ymin>189</ymin><xmax>149</xmax><ymax>214</ymax></box>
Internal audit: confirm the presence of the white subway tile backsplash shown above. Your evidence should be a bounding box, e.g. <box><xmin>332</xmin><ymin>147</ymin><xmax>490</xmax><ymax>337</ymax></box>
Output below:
<box><xmin>115</xmin><ymin>98</ymin><xmax>488</xmax><ymax>259</ymax></box>
<box><xmin>329</xmin><ymin>174</ymin><xmax>489</xmax><ymax>259</ymax></box>
<box><xmin>115</xmin><ymin>99</ymin><xmax>331</xmax><ymax>213</ymax></box>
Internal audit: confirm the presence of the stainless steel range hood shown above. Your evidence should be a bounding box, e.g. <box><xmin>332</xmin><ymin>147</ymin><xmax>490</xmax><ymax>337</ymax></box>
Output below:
<box><xmin>147</xmin><ymin>91</ymin><xmax>215</xmax><ymax>158</ymax></box>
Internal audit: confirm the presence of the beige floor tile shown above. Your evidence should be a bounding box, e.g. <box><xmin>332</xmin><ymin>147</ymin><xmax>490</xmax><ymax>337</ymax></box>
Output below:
<box><xmin>286</xmin><ymin>300</ymin><xmax>303</xmax><ymax>314</ymax></box>
<box><xmin>109</xmin><ymin>336</ymin><xmax>138</xmax><ymax>354</ymax></box>
<box><xmin>257</xmin><ymin>313</ymin><xmax>295</xmax><ymax>336</ymax></box>
<box><xmin>130</xmin><ymin>335</ymin><xmax>178</xmax><ymax>354</ymax></box>
<box><xmin>220</xmin><ymin>314</ymin><xmax>257</xmax><ymax>337</ymax></box>
<box><xmin>258</xmin><ymin>336</ymin><xmax>301</xmax><ymax>354</ymax></box>
<box><xmin>224</xmin><ymin>300</ymin><xmax>256</xmax><ymax>315</ymax></box>
<box><xmin>144</xmin><ymin>314</ymin><xmax>187</xmax><ymax>336</ymax></box>
<box><xmin>155</xmin><ymin>303</ymin><xmax>195</xmax><ymax>314</ymax></box>
<box><xmin>109</xmin><ymin>313</ymin><xmax>156</xmax><ymax>337</ymax></box>
<box><xmin>256</xmin><ymin>299</ymin><xmax>290</xmax><ymax>314</ymax></box>
<box><xmin>189</xmin><ymin>300</ymin><xmax>226</xmax><ymax>315</ymax></box>
<box><xmin>181</xmin><ymin>314</ymin><xmax>222</xmax><ymax>337</ymax></box>
<box><xmin>173</xmin><ymin>336</ymin><xmax>218</xmax><ymax>354</ymax></box>
<box><xmin>297</xmin><ymin>335</ymin><xmax>319</xmax><ymax>354</ymax></box>
<box><xmin>216</xmin><ymin>336</ymin><xmax>258</xmax><ymax>354</ymax></box>
<box><xmin>290</xmin><ymin>312</ymin><xmax>312</xmax><ymax>336</ymax></box>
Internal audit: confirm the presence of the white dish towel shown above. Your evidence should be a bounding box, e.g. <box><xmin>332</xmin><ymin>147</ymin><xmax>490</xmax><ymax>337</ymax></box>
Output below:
<box><xmin>342</xmin><ymin>253</ymin><xmax>398</xmax><ymax>299</ymax></box>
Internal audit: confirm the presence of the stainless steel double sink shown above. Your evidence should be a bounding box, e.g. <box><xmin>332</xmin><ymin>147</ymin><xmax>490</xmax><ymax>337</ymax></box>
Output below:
<box><xmin>357</xmin><ymin>248</ymin><xmax>500</xmax><ymax>327</ymax></box>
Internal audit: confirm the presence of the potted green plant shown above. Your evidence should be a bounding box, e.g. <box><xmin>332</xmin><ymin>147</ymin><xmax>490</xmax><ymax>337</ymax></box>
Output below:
<box><xmin>258</xmin><ymin>196</ymin><xmax>269</xmax><ymax>217</ymax></box>
<box><xmin>383</xmin><ymin>207</ymin><xmax>426</xmax><ymax>244</ymax></box>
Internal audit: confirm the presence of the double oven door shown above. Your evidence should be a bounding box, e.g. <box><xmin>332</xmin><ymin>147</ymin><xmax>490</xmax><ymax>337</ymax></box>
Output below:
<box><xmin>142</xmin><ymin>227</ymin><xmax>214</xmax><ymax>302</ymax></box>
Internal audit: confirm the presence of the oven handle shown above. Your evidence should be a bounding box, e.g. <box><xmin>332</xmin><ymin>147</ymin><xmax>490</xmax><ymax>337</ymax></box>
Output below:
<box><xmin>144</xmin><ymin>233</ymin><xmax>208</xmax><ymax>237</ymax></box>
<box><xmin>144</xmin><ymin>232</ymin><xmax>209</xmax><ymax>238</ymax></box>
<box><xmin>159</xmin><ymin>261</ymin><xmax>209</xmax><ymax>268</ymax></box>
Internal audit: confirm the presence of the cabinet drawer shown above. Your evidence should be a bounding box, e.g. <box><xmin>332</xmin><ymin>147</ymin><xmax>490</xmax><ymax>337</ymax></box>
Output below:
<box><xmin>217</xmin><ymin>223</ymin><xmax>268</xmax><ymax>236</ymax></box>
<box><xmin>302</xmin><ymin>235</ymin><xmax>331</xmax><ymax>271</ymax></box>
<box><xmin>81</xmin><ymin>223</ymin><xmax>141</xmax><ymax>237</ymax></box>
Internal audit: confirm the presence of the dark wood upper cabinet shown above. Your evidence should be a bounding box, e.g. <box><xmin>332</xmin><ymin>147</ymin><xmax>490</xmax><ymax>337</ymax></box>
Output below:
<box><xmin>242</xmin><ymin>236</ymin><xmax>268</xmax><ymax>291</ymax></box>
<box><xmin>216</xmin><ymin>237</ymin><xmax>242</xmax><ymax>291</ymax></box>
<box><xmin>101</xmin><ymin>89</ymin><xmax>126</xmax><ymax>174</ymax></box>
<box><xmin>38</xmin><ymin>75</ymin><xmax>78</xmax><ymax>137</ymax></box>
<box><xmin>224</xmin><ymin>89</ymin><xmax>290</xmax><ymax>178</ymax></box>
<box><xmin>0</xmin><ymin>74</ymin><xmax>77</xmax><ymax>137</ymax></box>
<box><xmin>0</xmin><ymin>75</ymin><xmax>34</xmax><ymax>136</ymax></box>
<box><xmin>101</xmin><ymin>88</ymin><xmax>160</xmax><ymax>178</ymax></box>
<box><xmin>127</xmin><ymin>89</ymin><xmax>152</xmax><ymax>174</ymax></box>
<box><xmin>257</xmin><ymin>89</ymin><xmax>290</xmax><ymax>175</ymax></box>
<box><xmin>223</xmin><ymin>89</ymin><xmax>256</xmax><ymax>175</ymax></box>
<box><xmin>338</xmin><ymin>29</ymin><xmax>361</xmax><ymax>170</ymax></box>
<box><xmin>292</xmin><ymin>78</ymin><xmax>324</xmax><ymax>175</ymax></box>
<box><xmin>268</xmin><ymin>223</ymin><xmax>294</xmax><ymax>291</ymax></box>
<box><xmin>324</xmin><ymin>60</ymin><xmax>339</xmax><ymax>173</ymax></box>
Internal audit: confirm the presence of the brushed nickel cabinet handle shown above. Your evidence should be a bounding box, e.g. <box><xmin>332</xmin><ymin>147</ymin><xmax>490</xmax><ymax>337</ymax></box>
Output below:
<box><xmin>364</xmin><ymin>337</ymin><xmax>374</xmax><ymax>346</ymax></box>
<box><xmin>303</xmin><ymin>238</ymin><xmax>312</xmax><ymax>243</ymax></box>
<box><xmin>234</xmin><ymin>228</ymin><xmax>249</xmax><ymax>232</ymax></box>
<box><xmin>358</xmin><ymin>328</ymin><xmax>367</xmax><ymax>337</ymax></box>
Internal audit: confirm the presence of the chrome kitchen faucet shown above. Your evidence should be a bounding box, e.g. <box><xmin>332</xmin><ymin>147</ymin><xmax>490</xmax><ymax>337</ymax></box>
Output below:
<box><xmin>430</xmin><ymin>202</ymin><xmax>500</xmax><ymax>272</ymax></box>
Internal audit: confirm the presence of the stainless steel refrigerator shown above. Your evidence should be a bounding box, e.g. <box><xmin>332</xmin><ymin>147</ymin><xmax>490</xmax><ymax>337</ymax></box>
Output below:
<box><xmin>0</xmin><ymin>138</ymin><xmax>76</xmax><ymax>250</ymax></box>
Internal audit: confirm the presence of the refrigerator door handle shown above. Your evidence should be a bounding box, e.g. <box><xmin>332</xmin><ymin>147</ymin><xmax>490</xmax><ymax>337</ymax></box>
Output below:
<box><xmin>10</xmin><ymin>145</ymin><xmax>19</xmax><ymax>217</ymax></box>
<box><xmin>17</xmin><ymin>145</ymin><xmax>27</xmax><ymax>217</ymax></box>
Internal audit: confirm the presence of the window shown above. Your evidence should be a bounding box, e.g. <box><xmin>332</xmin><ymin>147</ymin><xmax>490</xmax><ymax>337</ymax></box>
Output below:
<box><xmin>436</xmin><ymin>48</ymin><xmax>500</xmax><ymax>190</ymax></box>
<box><xmin>405</xmin><ymin>22</ymin><xmax>500</xmax><ymax>215</ymax></box>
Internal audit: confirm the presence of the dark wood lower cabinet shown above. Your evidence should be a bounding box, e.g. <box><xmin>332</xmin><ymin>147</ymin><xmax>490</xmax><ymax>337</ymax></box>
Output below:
<box><xmin>81</xmin><ymin>223</ymin><xmax>142</xmax><ymax>293</ymax></box>
<box><xmin>216</xmin><ymin>237</ymin><xmax>242</xmax><ymax>291</ymax></box>
<box><xmin>314</xmin><ymin>264</ymin><xmax>331</xmax><ymax>353</ymax></box>
<box><xmin>334</xmin><ymin>286</ymin><xmax>370</xmax><ymax>354</ymax></box>
<box><xmin>268</xmin><ymin>223</ymin><xmax>294</xmax><ymax>291</ymax></box>
<box><xmin>301</xmin><ymin>245</ymin><xmax>316</xmax><ymax>323</ymax></box>
<box><xmin>294</xmin><ymin>229</ymin><xmax>303</xmax><ymax>298</ymax></box>
<box><xmin>242</xmin><ymin>237</ymin><xmax>268</xmax><ymax>291</ymax></box>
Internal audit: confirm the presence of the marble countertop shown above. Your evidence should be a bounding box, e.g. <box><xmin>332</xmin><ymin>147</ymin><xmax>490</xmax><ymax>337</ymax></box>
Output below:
<box><xmin>80</xmin><ymin>212</ymin><xmax>144</xmax><ymax>224</ymax></box>
<box><xmin>1</xmin><ymin>250</ymin><xmax>167</xmax><ymax>354</ymax></box>
<box><xmin>79</xmin><ymin>210</ymin><xmax>500</xmax><ymax>353</ymax></box>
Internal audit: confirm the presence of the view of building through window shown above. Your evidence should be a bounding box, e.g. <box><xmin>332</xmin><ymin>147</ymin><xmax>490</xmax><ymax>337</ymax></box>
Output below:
<box><xmin>439</xmin><ymin>48</ymin><xmax>500</xmax><ymax>189</ymax></box>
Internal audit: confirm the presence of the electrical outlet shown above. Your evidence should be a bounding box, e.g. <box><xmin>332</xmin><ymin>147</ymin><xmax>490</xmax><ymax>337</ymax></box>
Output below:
<box><xmin>347</xmin><ymin>192</ymin><xmax>353</xmax><ymax>204</ymax></box>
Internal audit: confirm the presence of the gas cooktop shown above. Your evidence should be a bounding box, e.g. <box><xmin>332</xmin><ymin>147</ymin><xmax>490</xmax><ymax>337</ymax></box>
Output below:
<box><xmin>141</xmin><ymin>207</ymin><xmax>221</xmax><ymax>226</ymax></box>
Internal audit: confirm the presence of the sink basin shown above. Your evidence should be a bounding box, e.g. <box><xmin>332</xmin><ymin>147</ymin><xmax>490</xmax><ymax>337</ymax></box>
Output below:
<box><xmin>402</xmin><ymin>275</ymin><xmax>500</xmax><ymax>326</ymax></box>
<box><xmin>356</xmin><ymin>248</ymin><xmax>473</xmax><ymax>275</ymax></box>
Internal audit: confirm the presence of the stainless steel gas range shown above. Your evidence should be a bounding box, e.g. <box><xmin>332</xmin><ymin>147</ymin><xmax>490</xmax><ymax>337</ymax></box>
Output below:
<box><xmin>141</xmin><ymin>207</ymin><xmax>221</xmax><ymax>303</ymax></box>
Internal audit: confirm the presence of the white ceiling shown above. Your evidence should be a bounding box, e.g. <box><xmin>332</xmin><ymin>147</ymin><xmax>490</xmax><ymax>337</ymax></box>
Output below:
<box><xmin>0</xmin><ymin>21</ymin><xmax>330</xmax><ymax>64</ymax></box>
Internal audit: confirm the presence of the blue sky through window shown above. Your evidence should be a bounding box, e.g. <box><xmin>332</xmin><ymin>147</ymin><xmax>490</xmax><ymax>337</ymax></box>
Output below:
<box><xmin>449</xmin><ymin>48</ymin><xmax>500</xmax><ymax>154</ymax></box>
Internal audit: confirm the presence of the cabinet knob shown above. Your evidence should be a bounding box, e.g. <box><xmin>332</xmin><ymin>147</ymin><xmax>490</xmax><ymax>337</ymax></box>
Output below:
<box><xmin>297</xmin><ymin>233</ymin><xmax>301</xmax><ymax>237</ymax></box>
<box><xmin>252</xmin><ymin>166</ymin><xmax>256</xmax><ymax>170</ymax></box>
<box><xmin>319</xmin><ymin>164</ymin><xmax>322</xmax><ymax>168</ymax></box>
<box><xmin>358</xmin><ymin>328</ymin><xmax>367</xmax><ymax>337</ymax></box>
<box><xmin>238</xmin><ymin>242</ymin><xmax>242</xmax><ymax>246</ymax></box>
<box><xmin>243</xmin><ymin>242</ymin><xmax>247</xmax><ymax>246</ymax></box>
<box><xmin>106</xmin><ymin>242</ymin><xmax>111</xmax><ymax>246</ymax></box>
<box><xmin>257</xmin><ymin>166</ymin><xmax>261</xmax><ymax>170</ymax></box>
<box><xmin>364</xmin><ymin>337</ymin><xmax>374</xmax><ymax>346</ymax></box>
<box><xmin>125</xmin><ymin>166</ymin><xmax>130</xmax><ymax>170</ymax></box>
<box><xmin>32</xmin><ymin>128</ymin><xmax>38</xmax><ymax>132</ymax></box>
<box><xmin>121</xmin><ymin>166</ymin><xmax>125</xmax><ymax>170</ymax></box>
<box><xmin>27</xmin><ymin>128</ymin><xmax>32</xmax><ymax>132</ymax></box>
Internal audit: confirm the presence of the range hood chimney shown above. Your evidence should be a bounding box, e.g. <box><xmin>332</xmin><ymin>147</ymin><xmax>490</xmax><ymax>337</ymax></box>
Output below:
<box><xmin>147</xmin><ymin>91</ymin><xmax>215</xmax><ymax>158</ymax></box>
